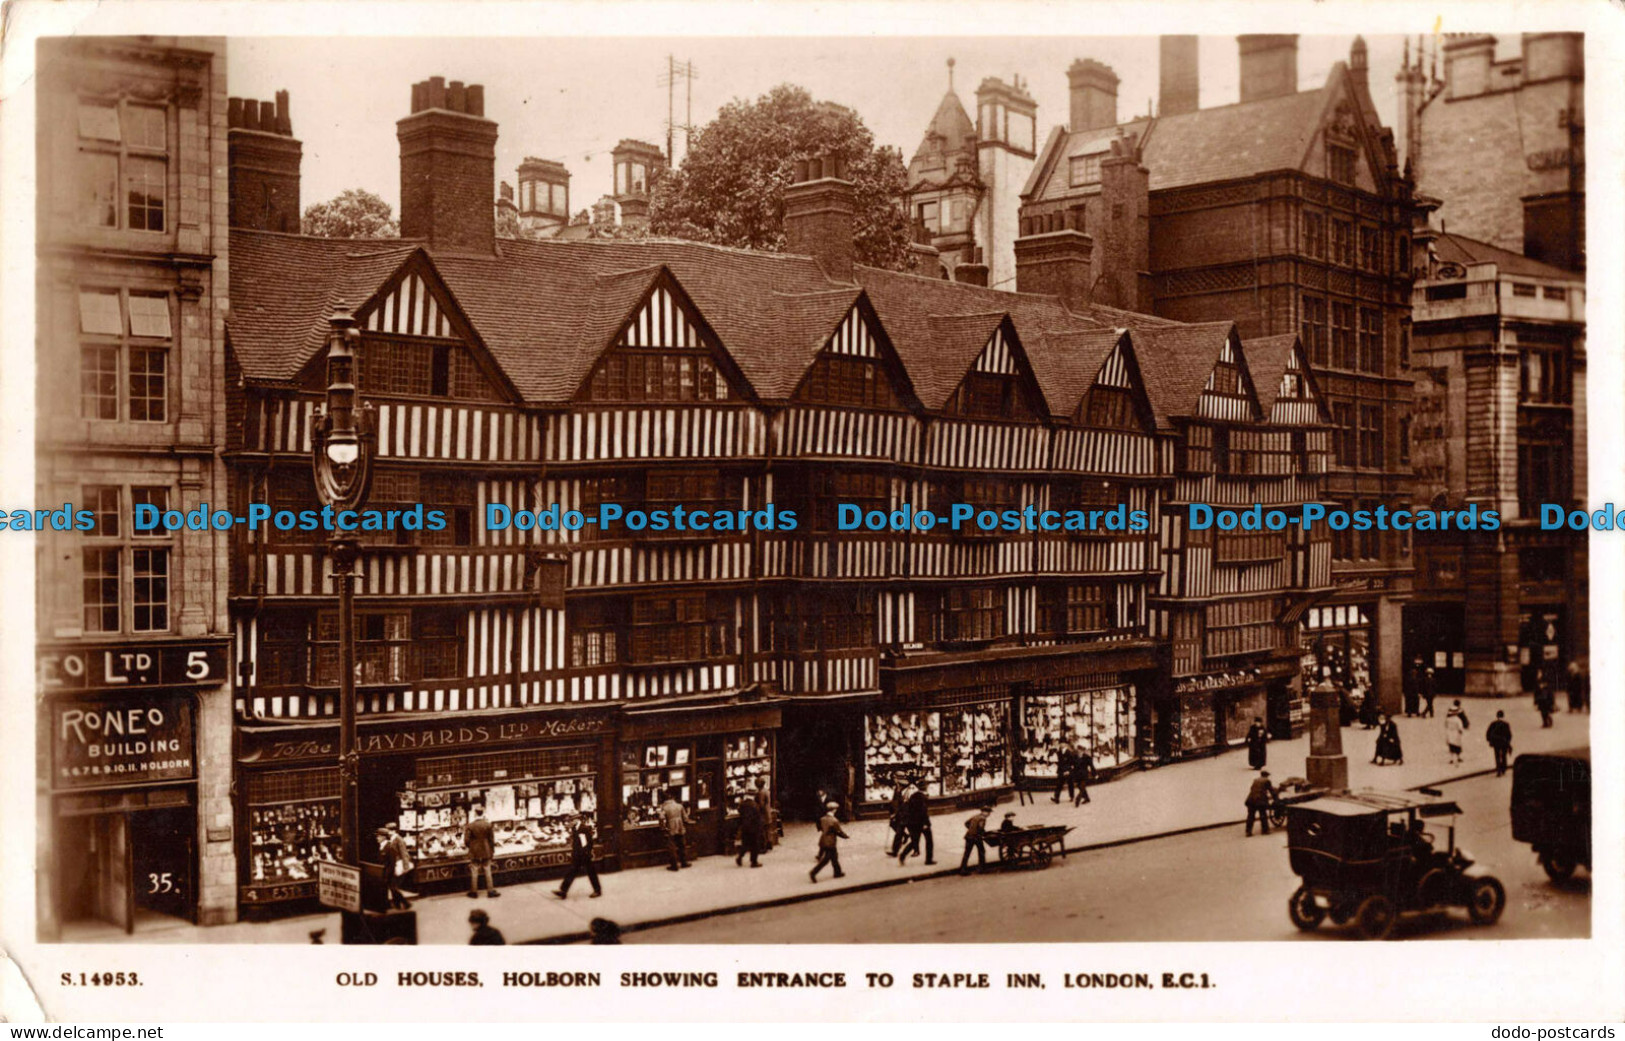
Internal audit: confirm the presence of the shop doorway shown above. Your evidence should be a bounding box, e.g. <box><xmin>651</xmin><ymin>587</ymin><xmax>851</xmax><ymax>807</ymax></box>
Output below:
<box><xmin>1402</xmin><ymin>602</ymin><xmax>1465</xmax><ymax>697</ymax></box>
<box><xmin>56</xmin><ymin>806</ymin><xmax>194</xmax><ymax>934</ymax></box>
<box><xmin>1519</xmin><ymin>606</ymin><xmax>1565</xmax><ymax>694</ymax></box>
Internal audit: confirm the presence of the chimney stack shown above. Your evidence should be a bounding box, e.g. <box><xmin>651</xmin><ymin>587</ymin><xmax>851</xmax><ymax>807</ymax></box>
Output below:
<box><xmin>955</xmin><ymin>247</ymin><xmax>989</xmax><ymax>287</ymax></box>
<box><xmin>1442</xmin><ymin>34</ymin><xmax>1496</xmax><ymax>100</ymax></box>
<box><xmin>784</xmin><ymin>155</ymin><xmax>857</xmax><ymax>282</ymax></box>
<box><xmin>228</xmin><ymin>89</ymin><xmax>301</xmax><ymax>232</ymax></box>
<box><xmin>398</xmin><ymin>76</ymin><xmax>498</xmax><ymax>254</ymax></box>
<box><xmin>1238</xmin><ymin>35</ymin><xmax>1299</xmax><ymax>103</ymax></box>
<box><xmin>1068</xmin><ymin>59</ymin><xmax>1120</xmax><ymax>131</ymax></box>
<box><xmin>1014</xmin><ymin>209</ymin><xmax>1093</xmax><ymax>313</ymax></box>
<box><xmin>1159</xmin><ymin>36</ymin><xmax>1199</xmax><ymax>116</ymax></box>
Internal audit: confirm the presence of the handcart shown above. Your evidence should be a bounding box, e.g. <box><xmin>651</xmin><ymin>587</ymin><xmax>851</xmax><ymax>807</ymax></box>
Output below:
<box><xmin>985</xmin><ymin>824</ymin><xmax>1074</xmax><ymax>869</ymax></box>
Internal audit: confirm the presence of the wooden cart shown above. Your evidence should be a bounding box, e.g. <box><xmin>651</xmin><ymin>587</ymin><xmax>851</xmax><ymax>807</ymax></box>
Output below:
<box><xmin>985</xmin><ymin>825</ymin><xmax>1074</xmax><ymax>869</ymax></box>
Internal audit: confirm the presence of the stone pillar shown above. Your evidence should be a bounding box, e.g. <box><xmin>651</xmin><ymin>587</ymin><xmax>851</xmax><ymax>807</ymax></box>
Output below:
<box><xmin>1305</xmin><ymin>679</ymin><xmax>1349</xmax><ymax>790</ymax></box>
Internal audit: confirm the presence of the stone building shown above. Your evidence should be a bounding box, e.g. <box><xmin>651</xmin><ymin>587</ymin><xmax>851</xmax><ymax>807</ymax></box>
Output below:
<box><xmin>1399</xmin><ymin>33</ymin><xmax>1584</xmax><ymax>271</ymax></box>
<box><xmin>1015</xmin><ymin>35</ymin><xmax>1421</xmax><ymax>714</ymax></box>
<box><xmin>34</xmin><ymin>36</ymin><xmax>235</xmax><ymax>937</ymax></box>
<box><xmin>904</xmin><ymin>61</ymin><xmax>1037</xmax><ymax>289</ymax></box>
<box><xmin>1404</xmin><ymin>200</ymin><xmax>1586</xmax><ymax>700</ymax></box>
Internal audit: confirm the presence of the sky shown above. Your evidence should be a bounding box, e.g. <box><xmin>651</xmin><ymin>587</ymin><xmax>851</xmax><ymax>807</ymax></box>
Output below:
<box><xmin>227</xmin><ymin>33</ymin><xmax>1476</xmax><ymax>219</ymax></box>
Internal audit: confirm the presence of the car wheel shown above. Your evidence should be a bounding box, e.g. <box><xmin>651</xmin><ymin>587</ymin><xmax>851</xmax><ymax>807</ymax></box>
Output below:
<box><xmin>1355</xmin><ymin>895</ymin><xmax>1396</xmax><ymax>940</ymax></box>
<box><xmin>1541</xmin><ymin>852</ymin><xmax>1576</xmax><ymax>883</ymax></box>
<box><xmin>1467</xmin><ymin>877</ymin><xmax>1506</xmax><ymax>925</ymax></box>
<box><xmin>1288</xmin><ymin>886</ymin><xmax>1326</xmax><ymax>931</ymax></box>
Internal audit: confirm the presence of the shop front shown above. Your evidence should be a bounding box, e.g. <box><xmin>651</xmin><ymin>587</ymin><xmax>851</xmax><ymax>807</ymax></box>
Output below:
<box><xmin>1303</xmin><ymin>603</ymin><xmax>1376</xmax><ymax>707</ymax></box>
<box><xmin>869</xmin><ymin>641</ymin><xmax>1158</xmax><ymax>812</ymax></box>
<box><xmin>1154</xmin><ymin>662</ymin><xmax>1301</xmax><ymax>759</ymax></box>
<box><xmin>615</xmin><ymin>696</ymin><xmax>782</xmax><ymax>868</ymax></box>
<box><xmin>1016</xmin><ymin>674</ymin><xmax>1138</xmax><ymax>784</ymax></box>
<box><xmin>236</xmin><ymin>708</ymin><xmax>617</xmax><ymax>917</ymax></box>
<box><xmin>46</xmin><ymin>690</ymin><xmax>200</xmax><ymax>935</ymax></box>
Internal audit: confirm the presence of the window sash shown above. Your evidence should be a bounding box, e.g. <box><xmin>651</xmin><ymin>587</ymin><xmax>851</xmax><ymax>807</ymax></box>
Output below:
<box><xmin>132</xmin><ymin>548</ymin><xmax>169</xmax><ymax>632</ymax></box>
<box><xmin>82</xmin><ymin>548</ymin><xmax>120</xmax><ymax>633</ymax></box>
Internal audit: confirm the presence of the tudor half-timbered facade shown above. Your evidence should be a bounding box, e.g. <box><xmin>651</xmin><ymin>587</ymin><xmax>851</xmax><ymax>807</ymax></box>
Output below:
<box><xmin>223</xmin><ymin>78</ymin><xmax>1336</xmax><ymax>916</ymax></box>
<box><xmin>1134</xmin><ymin>324</ymin><xmax>1333</xmax><ymax>757</ymax></box>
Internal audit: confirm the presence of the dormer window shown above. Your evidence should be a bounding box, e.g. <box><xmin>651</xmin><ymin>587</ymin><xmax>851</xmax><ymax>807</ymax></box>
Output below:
<box><xmin>1068</xmin><ymin>154</ymin><xmax>1102</xmax><ymax>188</ymax></box>
<box><xmin>1328</xmin><ymin>145</ymin><xmax>1356</xmax><ymax>186</ymax></box>
<box><xmin>950</xmin><ymin>371</ymin><xmax>1032</xmax><ymax>420</ymax></box>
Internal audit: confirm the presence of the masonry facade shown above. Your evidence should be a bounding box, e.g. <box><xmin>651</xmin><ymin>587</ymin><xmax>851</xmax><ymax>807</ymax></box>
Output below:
<box><xmin>34</xmin><ymin>36</ymin><xmax>235</xmax><ymax>938</ymax></box>
<box><xmin>1014</xmin><ymin>35</ymin><xmax>1420</xmax><ymax>715</ymax></box>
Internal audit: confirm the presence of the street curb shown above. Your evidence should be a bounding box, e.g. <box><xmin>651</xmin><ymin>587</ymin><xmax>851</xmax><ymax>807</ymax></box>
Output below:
<box><xmin>520</xmin><ymin>766</ymin><xmax>1502</xmax><ymax>944</ymax></box>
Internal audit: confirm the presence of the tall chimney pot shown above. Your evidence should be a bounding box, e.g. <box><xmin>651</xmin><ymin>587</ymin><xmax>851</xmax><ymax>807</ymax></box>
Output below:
<box><xmin>399</xmin><ymin>76</ymin><xmax>499</xmax><ymax>253</ymax></box>
<box><xmin>784</xmin><ymin>153</ymin><xmax>857</xmax><ymax>281</ymax></box>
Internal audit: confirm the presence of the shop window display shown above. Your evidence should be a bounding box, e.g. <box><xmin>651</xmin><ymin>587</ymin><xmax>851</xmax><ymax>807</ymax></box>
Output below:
<box><xmin>1018</xmin><ymin>686</ymin><xmax>1137</xmax><ymax>777</ymax></box>
<box><xmin>1304</xmin><ymin>605</ymin><xmax>1373</xmax><ymax>706</ymax></box>
<box><xmin>246</xmin><ymin>768</ymin><xmax>340</xmax><ymax>886</ymax></box>
<box><xmin>862</xmin><ymin>701</ymin><xmax>1009</xmax><ymax>802</ymax></box>
<box><xmin>621</xmin><ymin>742</ymin><xmax>699</xmax><ymax>827</ymax></box>
<box><xmin>396</xmin><ymin>747</ymin><xmax>597</xmax><ymax>863</ymax></box>
<box><xmin>723</xmin><ymin>733</ymin><xmax>773</xmax><ymax>815</ymax></box>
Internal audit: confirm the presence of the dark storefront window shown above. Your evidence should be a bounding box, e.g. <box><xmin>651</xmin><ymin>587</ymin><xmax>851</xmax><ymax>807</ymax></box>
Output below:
<box><xmin>1303</xmin><ymin>604</ymin><xmax>1374</xmax><ymax>704</ymax></box>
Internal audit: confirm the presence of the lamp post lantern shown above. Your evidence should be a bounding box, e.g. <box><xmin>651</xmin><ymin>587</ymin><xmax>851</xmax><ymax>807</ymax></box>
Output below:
<box><xmin>311</xmin><ymin>304</ymin><xmax>374</xmax><ymax>880</ymax></box>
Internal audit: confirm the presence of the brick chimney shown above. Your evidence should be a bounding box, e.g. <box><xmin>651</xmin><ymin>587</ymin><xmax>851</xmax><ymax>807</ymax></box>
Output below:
<box><xmin>784</xmin><ymin>155</ymin><xmax>856</xmax><ymax>282</ymax></box>
<box><xmin>1068</xmin><ymin>59</ymin><xmax>1120</xmax><ymax>131</ymax></box>
<box><xmin>398</xmin><ymin>77</ymin><xmax>498</xmax><ymax>254</ymax></box>
<box><xmin>1238</xmin><ymin>35</ymin><xmax>1299</xmax><ymax>103</ymax></box>
<box><xmin>955</xmin><ymin>247</ymin><xmax>989</xmax><ymax>287</ymax></box>
<box><xmin>612</xmin><ymin>139</ymin><xmax>665</xmax><ymax>221</ymax></box>
<box><xmin>1159</xmin><ymin>36</ymin><xmax>1199</xmax><ymax>116</ymax></box>
<box><xmin>1014</xmin><ymin>210</ymin><xmax>1093</xmax><ymax>313</ymax></box>
<box><xmin>1096</xmin><ymin>132</ymin><xmax>1151</xmax><ymax>312</ymax></box>
<box><xmin>228</xmin><ymin>90</ymin><xmax>301</xmax><ymax>232</ymax></box>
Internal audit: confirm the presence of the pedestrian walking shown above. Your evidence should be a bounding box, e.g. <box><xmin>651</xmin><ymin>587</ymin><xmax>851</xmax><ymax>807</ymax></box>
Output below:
<box><xmin>1372</xmin><ymin>714</ymin><xmax>1403</xmax><ymax>765</ymax></box>
<box><xmin>1404</xmin><ymin>660</ymin><xmax>1422</xmax><ymax>716</ymax></box>
<box><xmin>1421</xmin><ymin>667</ymin><xmax>1437</xmax><ymax>717</ymax></box>
<box><xmin>887</xmin><ymin>784</ymin><xmax>909</xmax><ymax>856</ymax></box>
<box><xmin>1245</xmin><ymin>716</ymin><xmax>1269</xmax><ymax>770</ymax></box>
<box><xmin>1358</xmin><ymin>689</ymin><xmax>1380</xmax><ymax>730</ymax></box>
<box><xmin>1535</xmin><ymin>674</ymin><xmax>1555</xmax><ymax>728</ymax></box>
<box><xmin>555</xmin><ymin>815</ymin><xmax>602</xmax><ymax>898</ymax></box>
<box><xmin>1444</xmin><ymin>699</ymin><xmax>1470</xmax><ymax>765</ymax></box>
<box><xmin>463</xmin><ymin>804</ymin><xmax>498</xmax><ymax>899</ymax></box>
<box><xmin>734</xmin><ymin>794</ymin><xmax>765</xmax><ymax>868</ymax></box>
<box><xmin>467</xmin><ymin>908</ymin><xmax>505</xmax><ymax>945</ymax></box>
<box><xmin>959</xmin><ymin>804</ymin><xmax>992</xmax><ymax>874</ymax></box>
<box><xmin>1486</xmin><ymin>711</ymin><xmax>1514</xmax><ymax>777</ymax></box>
<box><xmin>1051</xmin><ymin>745</ymin><xmax>1076</xmax><ymax>804</ymax></box>
<box><xmin>1244</xmin><ymin>772</ymin><xmax>1276</xmax><ymax>837</ymax></box>
<box><xmin>1565</xmin><ymin>660</ymin><xmax>1584</xmax><ymax>713</ymax></box>
<box><xmin>898</xmin><ymin>781</ymin><xmax>935</xmax><ymax>865</ymax></box>
<box><xmin>658</xmin><ymin>790</ymin><xmax>693</xmax><ymax>871</ymax></box>
<box><xmin>376</xmin><ymin>826</ymin><xmax>412</xmax><ymax>910</ymax></box>
<box><xmin>754</xmin><ymin>779</ymin><xmax>775</xmax><ymax>851</ymax></box>
<box><xmin>810</xmin><ymin>801</ymin><xmax>849</xmax><ymax>882</ymax></box>
<box><xmin>1070</xmin><ymin>747</ymin><xmax>1094</xmax><ymax>806</ymax></box>
<box><xmin>1012</xmin><ymin>755</ymin><xmax>1034</xmax><ymax>806</ymax></box>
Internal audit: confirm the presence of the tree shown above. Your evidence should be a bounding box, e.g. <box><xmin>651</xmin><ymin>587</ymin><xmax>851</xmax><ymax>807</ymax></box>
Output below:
<box><xmin>302</xmin><ymin>188</ymin><xmax>399</xmax><ymax>238</ymax></box>
<box><xmin>648</xmin><ymin>84</ymin><xmax>914</xmax><ymax>271</ymax></box>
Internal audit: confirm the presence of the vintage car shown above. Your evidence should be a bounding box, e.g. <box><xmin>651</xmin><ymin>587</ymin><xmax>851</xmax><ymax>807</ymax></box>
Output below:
<box><xmin>1511</xmin><ymin>749</ymin><xmax>1591</xmax><ymax>881</ymax></box>
<box><xmin>1285</xmin><ymin>789</ymin><xmax>1505</xmax><ymax>940</ymax></box>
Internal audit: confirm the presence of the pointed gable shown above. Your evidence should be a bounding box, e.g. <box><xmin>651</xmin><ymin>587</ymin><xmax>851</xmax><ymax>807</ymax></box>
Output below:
<box><xmin>1195</xmin><ymin>329</ymin><xmax>1263</xmax><ymax>422</ymax></box>
<box><xmin>1249</xmin><ymin>333</ymin><xmax>1329</xmax><ymax>426</ymax></box>
<box><xmin>790</xmin><ymin>297</ymin><xmax>918</xmax><ymax>411</ymax></box>
<box><xmin>942</xmin><ymin>318</ymin><xmax>1048</xmax><ymax>420</ymax></box>
<box><xmin>1078</xmin><ymin>335</ymin><xmax>1155</xmax><ymax>433</ymax></box>
<box><xmin>577</xmin><ymin>268</ymin><xmax>753</xmax><ymax>403</ymax></box>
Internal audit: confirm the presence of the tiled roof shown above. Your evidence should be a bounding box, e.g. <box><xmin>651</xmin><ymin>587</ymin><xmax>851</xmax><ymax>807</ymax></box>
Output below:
<box><xmin>1244</xmin><ymin>333</ymin><xmax>1301</xmax><ymax>411</ymax></box>
<box><xmin>1130</xmin><ymin>321</ymin><xmax>1238</xmax><ymax>426</ymax></box>
<box><xmin>227</xmin><ymin>232</ymin><xmax>420</xmax><ymax>384</ymax></box>
<box><xmin>232</xmin><ymin>229</ymin><xmax>1245</xmax><ymax>423</ymax></box>
<box><xmin>1028</xmin><ymin>84</ymin><xmax>1331</xmax><ymax>201</ymax></box>
<box><xmin>1433</xmin><ymin>232</ymin><xmax>1581</xmax><ymax>281</ymax></box>
<box><xmin>912</xmin><ymin>90</ymin><xmax>977</xmax><ymax>164</ymax></box>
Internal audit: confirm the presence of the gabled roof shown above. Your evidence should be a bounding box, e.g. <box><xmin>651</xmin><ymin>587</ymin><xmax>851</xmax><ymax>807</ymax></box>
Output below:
<box><xmin>1244</xmin><ymin>333</ymin><xmax>1302</xmax><ymax>412</ymax></box>
<box><xmin>229</xmin><ymin>231</ymin><xmax>863</xmax><ymax>403</ymax></box>
<box><xmin>1131</xmin><ymin>321</ymin><xmax>1246</xmax><ymax>426</ymax></box>
<box><xmin>1026</xmin><ymin>73</ymin><xmax>1346</xmax><ymax>201</ymax></box>
<box><xmin>1433</xmin><ymin>232</ymin><xmax>1581</xmax><ymax>281</ymax></box>
<box><xmin>1026</xmin><ymin>328</ymin><xmax>1126</xmax><ymax>419</ymax></box>
<box><xmin>226</xmin><ymin>232</ymin><xmax>421</xmax><ymax>385</ymax></box>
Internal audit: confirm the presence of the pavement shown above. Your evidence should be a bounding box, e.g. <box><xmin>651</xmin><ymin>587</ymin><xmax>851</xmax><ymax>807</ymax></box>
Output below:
<box><xmin>69</xmin><ymin>695</ymin><xmax>1588</xmax><ymax>945</ymax></box>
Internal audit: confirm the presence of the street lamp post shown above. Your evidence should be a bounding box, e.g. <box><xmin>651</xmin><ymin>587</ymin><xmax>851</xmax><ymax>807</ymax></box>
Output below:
<box><xmin>311</xmin><ymin>304</ymin><xmax>374</xmax><ymax>889</ymax></box>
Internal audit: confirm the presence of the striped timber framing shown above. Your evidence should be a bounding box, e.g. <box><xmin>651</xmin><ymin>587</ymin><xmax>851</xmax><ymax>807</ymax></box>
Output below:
<box><xmin>1196</xmin><ymin>333</ymin><xmax>1262</xmax><ymax>423</ymax></box>
<box><xmin>1269</xmin><ymin>342</ymin><xmax>1327</xmax><ymax>427</ymax></box>
<box><xmin>773</xmin><ymin>301</ymin><xmax>923</xmax><ymax>462</ymax></box>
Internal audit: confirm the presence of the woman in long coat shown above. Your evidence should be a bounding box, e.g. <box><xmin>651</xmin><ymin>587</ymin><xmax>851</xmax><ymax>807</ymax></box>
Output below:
<box><xmin>1372</xmin><ymin>714</ymin><xmax>1404</xmax><ymax>765</ymax></box>
<box><xmin>1244</xmin><ymin>717</ymin><xmax>1269</xmax><ymax>770</ymax></box>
